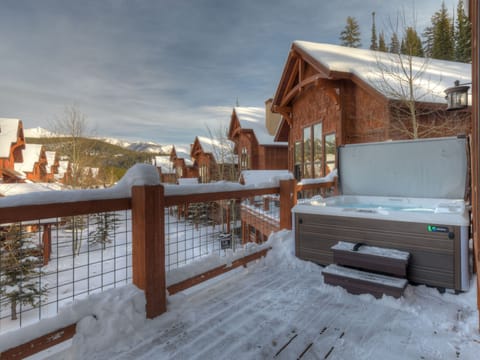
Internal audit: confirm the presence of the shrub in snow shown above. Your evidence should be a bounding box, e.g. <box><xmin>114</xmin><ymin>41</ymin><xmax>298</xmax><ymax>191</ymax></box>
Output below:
<box><xmin>88</xmin><ymin>211</ymin><xmax>120</xmax><ymax>250</ymax></box>
<box><xmin>0</xmin><ymin>224</ymin><xmax>47</xmax><ymax>320</ymax></box>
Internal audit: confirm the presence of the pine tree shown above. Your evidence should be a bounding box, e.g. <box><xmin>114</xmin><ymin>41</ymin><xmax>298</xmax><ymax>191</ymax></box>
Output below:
<box><xmin>370</xmin><ymin>12</ymin><xmax>378</xmax><ymax>50</ymax></box>
<box><xmin>430</xmin><ymin>2</ymin><xmax>454</xmax><ymax>60</ymax></box>
<box><xmin>401</xmin><ymin>27</ymin><xmax>424</xmax><ymax>57</ymax></box>
<box><xmin>340</xmin><ymin>16</ymin><xmax>361</xmax><ymax>48</ymax></box>
<box><xmin>389</xmin><ymin>32</ymin><xmax>400</xmax><ymax>54</ymax></box>
<box><xmin>422</xmin><ymin>25</ymin><xmax>435</xmax><ymax>57</ymax></box>
<box><xmin>378</xmin><ymin>32</ymin><xmax>387</xmax><ymax>52</ymax></box>
<box><xmin>89</xmin><ymin>212</ymin><xmax>120</xmax><ymax>250</ymax></box>
<box><xmin>454</xmin><ymin>0</ymin><xmax>471</xmax><ymax>62</ymax></box>
<box><xmin>0</xmin><ymin>224</ymin><xmax>47</xmax><ymax>320</ymax></box>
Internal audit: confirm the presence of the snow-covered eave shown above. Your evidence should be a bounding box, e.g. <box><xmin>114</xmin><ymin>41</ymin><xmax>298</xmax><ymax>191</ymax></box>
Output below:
<box><xmin>290</xmin><ymin>41</ymin><xmax>471</xmax><ymax>106</ymax></box>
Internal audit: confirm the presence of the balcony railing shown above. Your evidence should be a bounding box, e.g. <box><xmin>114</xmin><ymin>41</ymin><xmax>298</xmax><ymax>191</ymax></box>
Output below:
<box><xmin>0</xmin><ymin>166</ymin><xmax>335</xmax><ymax>358</ymax></box>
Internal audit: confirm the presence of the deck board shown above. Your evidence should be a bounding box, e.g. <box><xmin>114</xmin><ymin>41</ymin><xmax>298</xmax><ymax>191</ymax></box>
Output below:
<box><xmin>108</xmin><ymin>263</ymin><xmax>479</xmax><ymax>360</ymax></box>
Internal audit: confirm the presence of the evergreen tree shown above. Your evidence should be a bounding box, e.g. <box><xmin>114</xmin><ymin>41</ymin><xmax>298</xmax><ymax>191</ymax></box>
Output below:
<box><xmin>401</xmin><ymin>27</ymin><xmax>424</xmax><ymax>57</ymax></box>
<box><xmin>389</xmin><ymin>32</ymin><xmax>400</xmax><ymax>53</ymax></box>
<box><xmin>0</xmin><ymin>224</ymin><xmax>47</xmax><ymax>320</ymax></box>
<box><xmin>430</xmin><ymin>2</ymin><xmax>454</xmax><ymax>60</ymax></box>
<box><xmin>422</xmin><ymin>25</ymin><xmax>435</xmax><ymax>57</ymax></box>
<box><xmin>454</xmin><ymin>0</ymin><xmax>471</xmax><ymax>62</ymax></box>
<box><xmin>340</xmin><ymin>16</ymin><xmax>361</xmax><ymax>48</ymax></box>
<box><xmin>378</xmin><ymin>32</ymin><xmax>387</xmax><ymax>52</ymax></box>
<box><xmin>89</xmin><ymin>212</ymin><xmax>120</xmax><ymax>250</ymax></box>
<box><xmin>370</xmin><ymin>12</ymin><xmax>378</xmax><ymax>50</ymax></box>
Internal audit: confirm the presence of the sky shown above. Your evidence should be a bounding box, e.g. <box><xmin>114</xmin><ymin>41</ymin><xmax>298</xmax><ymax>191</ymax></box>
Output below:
<box><xmin>0</xmin><ymin>0</ymin><xmax>460</xmax><ymax>148</ymax></box>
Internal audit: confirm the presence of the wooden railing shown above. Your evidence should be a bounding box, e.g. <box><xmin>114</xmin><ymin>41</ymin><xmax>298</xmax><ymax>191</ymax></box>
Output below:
<box><xmin>0</xmin><ymin>178</ymin><xmax>335</xmax><ymax>358</ymax></box>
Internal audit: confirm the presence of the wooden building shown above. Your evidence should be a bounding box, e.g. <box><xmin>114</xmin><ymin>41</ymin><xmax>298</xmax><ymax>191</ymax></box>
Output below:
<box><xmin>190</xmin><ymin>136</ymin><xmax>237</xmax><ymax>183</ymax></box>
<box><xmin>0</xmin><ymin>118</ymin><xmax>26</xmax><ymax>182</ymax></box>
<box><xmin>272</xmin><ymin>41</ymin><xmax>471</xmax><ymax>180</ymax></box>
<box><xmin>152</xmin><ymin>155</ymin><xmax>176</xmax><ymax>184</ymax></box>
<box><xmin>170</xmin><ymin>145</ymin><xmax>198</xmax><ymax>181</ymax></box>
<box><xmin>45</xmin><ymin>151</ymin><xmax>59</xmax><ymax>182</ymax></box>
<box><xmin>227</xmin><ymin>103</ymin><xmax>288</xmax><ymax>171</ymax></box>
<box><xmin>14</xmin><ymin>144</ymin><xmax>48</xmax><ymax>182</ymax></box>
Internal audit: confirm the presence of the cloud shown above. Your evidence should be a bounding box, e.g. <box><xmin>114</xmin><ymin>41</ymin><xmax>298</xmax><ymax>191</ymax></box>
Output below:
<box><xmin>0</xmin><ymin>0</ymin><xmax>459</xmax><ymax>147</ymax></box>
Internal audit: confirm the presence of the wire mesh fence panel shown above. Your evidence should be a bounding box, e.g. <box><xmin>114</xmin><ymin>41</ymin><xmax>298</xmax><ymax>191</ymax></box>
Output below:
<box><xmin>165</xmin><ymin>199</ymin><xmax>242</xmax><ymax>271</ymax></box>
<box><xmin>0</xmin><ymin>209</ymin><xmax>132</xmax><ymax>334</ymax></box>
<box><xmin>240</xmin><ymin>194</ymin><xmax>280</xmax><ymax>244</ymax></box>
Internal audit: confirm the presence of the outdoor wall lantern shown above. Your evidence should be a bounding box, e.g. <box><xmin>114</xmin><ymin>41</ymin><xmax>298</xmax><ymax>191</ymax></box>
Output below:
<box><xmin>445</xmin><ymin>80</ymin><xmax>471</xmax><ymax>111</ymax></box>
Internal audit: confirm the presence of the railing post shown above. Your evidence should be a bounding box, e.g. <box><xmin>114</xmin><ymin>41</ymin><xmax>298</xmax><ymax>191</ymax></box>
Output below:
<box><xmin>279</xmin><ymin>179</ymin><xmax>297</xmax><ymax>230</ymax></box>
<box><xmin>131</xmin><ymin>185</ymin><xmax>166</xmax><ymax>318</ymax></box>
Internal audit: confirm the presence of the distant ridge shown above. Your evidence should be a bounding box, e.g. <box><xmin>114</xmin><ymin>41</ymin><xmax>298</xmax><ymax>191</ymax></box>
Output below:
<box><xmin>25</xmin><ymin>127</ymin><xmax>172</xmax><ymax>154</ymax></box>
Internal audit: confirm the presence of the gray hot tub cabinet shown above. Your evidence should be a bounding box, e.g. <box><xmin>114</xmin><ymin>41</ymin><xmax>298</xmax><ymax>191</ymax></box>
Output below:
<box><xmin>294</xmin><ymin>136</ymin><xmax>471</xmax><ymax>292</ymax></box>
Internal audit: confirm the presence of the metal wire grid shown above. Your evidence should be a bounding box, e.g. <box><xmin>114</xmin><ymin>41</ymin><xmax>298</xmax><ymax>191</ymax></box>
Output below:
<box><xmin>0</xmin><ymin>209</ymin><xmax>132</xmax><ymax>333</ymax></box>
<box><xmin>240</xmin><ymin>194</ymin><xmax>281</xmax><ymax>243</ymax></box>
<box><xmin>164</xmin><ymin>199</ymin><xmax>242</xmax><ymax>271</ymax></box>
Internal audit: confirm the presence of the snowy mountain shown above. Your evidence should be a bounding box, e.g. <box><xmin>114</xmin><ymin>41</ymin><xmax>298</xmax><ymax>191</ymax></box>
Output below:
<box><xmin>23</xmin><ymin>127</ymin><xmax>59</xmax><ymax>138</ymax></box>
<box><xmin>100</xmin><ymin>137</ymin><xmax>173</xmax><ymax>154</ymax></box>
<box><xmin>24</xmin><ymin>127</ymin><xmax>172</xmax><ymax>154</ymax></box>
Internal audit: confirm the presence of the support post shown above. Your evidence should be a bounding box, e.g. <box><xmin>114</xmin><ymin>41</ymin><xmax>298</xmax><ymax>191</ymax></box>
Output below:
<box><xmin>132</xmin><ymin>185</ymin><xmax>166</xmax><ymax>318</ymax></box>
<box><xmin>471</xmin><ymin>0</ymin><xmax>480</xmax><ymax>331</ymax></box>
<box><xmin>42</xmin><ymin>224</ymin><xmax>51</xmax><ymax>266</ymax></box>
<box><xmin>279</xmin><ymin>179</ymin><xmax>297</xmax><ymax>230</ymax></box>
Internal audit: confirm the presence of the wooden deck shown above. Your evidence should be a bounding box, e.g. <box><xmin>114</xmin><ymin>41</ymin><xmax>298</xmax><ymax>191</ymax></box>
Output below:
<box><xmin>99</xmin><ymin>264</ymin><xmax>480</xmax><ymax>360</ymax></box>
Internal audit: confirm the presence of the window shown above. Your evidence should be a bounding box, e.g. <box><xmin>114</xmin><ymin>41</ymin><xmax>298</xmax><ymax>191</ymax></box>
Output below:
<box><xmin>294</xmin><ymin>141</ymin><xmax>302</xmax><ymax>181</ymax></box>
<box><xmin>301</xmin><ymin>123</ymin><xmax>335</xmax><ymax>179</ymax></box>
<box><xmin>303</xmin><ymin>127</ymin><xmax>312</xmax><ymax>178</ymax></box>
<box><xmin>199</xmin><ymin>164</ymin><xmax>209</xmax><ymax>183</ymax></box>
<box><xmin>313</xmin><ymin>123</ymin><xmax>323</xmax><ymax>178</ymax></box>
<box><xmin>240</xmin><ymin>147</ymin><xmax>249</xmax><ymax>170</ymax></box>
<box><xmin>325</xmin><ymin>133</ymin><xmax>336</xmax><ymax>174</ymax></box>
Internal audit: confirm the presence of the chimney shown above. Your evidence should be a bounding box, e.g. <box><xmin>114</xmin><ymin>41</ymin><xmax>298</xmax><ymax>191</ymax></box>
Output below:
<box><xmin>265</xmin><ymin>98</ymin><xmax>282</xmax><ymax>136</ymax></box>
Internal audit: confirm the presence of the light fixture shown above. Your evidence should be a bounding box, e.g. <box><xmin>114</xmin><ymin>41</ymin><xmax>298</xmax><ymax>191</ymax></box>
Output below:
<box><xmin>444</xmin><ymin>80</ymin><xmax>471</xmax><ymax>111</ymax></box>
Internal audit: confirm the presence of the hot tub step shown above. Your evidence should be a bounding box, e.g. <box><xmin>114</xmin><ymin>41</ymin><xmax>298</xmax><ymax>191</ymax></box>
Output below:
<box><xmin>322</xmin><ymin>264</ymin><xmax>408</xmax><ymax>299</ymax></box>
<box><xmin>331</xmin><ymin>241</ymin><xmax>410</xmax><ymax>277</ymax></box>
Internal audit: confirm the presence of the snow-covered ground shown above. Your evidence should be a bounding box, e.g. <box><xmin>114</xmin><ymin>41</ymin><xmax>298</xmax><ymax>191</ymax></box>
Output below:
<box><xmin>17</xmin><ymin>230</ymin><xmax>480</xmax><ymax>359</ymax></box>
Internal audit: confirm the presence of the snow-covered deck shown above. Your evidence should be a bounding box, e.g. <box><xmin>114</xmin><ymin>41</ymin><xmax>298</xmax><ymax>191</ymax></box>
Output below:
<box><xmin>42</xmin><ymin>232</ymin><xmax>480</xmax><ymax>359</ymax></box>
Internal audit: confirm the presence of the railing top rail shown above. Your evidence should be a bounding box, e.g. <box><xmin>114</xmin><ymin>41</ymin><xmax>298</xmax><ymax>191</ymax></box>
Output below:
<box><xmin>0</xmin><ymin>179</ymin><xmax>336</xmax><ymax>223</ymax></box>
<box><xmin>0</xmin><ymin>198</ymin><xmax>131</xmax><ymax>223</ymax></box>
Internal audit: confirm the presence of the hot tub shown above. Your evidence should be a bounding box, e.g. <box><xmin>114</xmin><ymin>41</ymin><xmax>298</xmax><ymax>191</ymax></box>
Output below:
<box><xmin>293</xmin><ymin>136</ymin><xmax>471</xmax><ymax>291</ymax></box>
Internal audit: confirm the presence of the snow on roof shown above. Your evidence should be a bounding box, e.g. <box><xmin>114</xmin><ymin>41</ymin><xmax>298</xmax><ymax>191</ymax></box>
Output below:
<box><xmin>177</xmin><ymin>177</ymin><xmax>199</xmax><ymax>185</ymax></box>
<box><xmin>293</xmin><ymin>41</ymin><xmax>471</xmax><ymax>104</ymax></box>
<box><xmin>14</xmin><ymin>144</ymin><xmax>43</xmax><ymax>173</ymax></box>
<box><xmin>234</xmin><ymin>107</ymin><xmax>286</xmax><ymax>146</ymax></box>
<box><xmin>0</xmin><ymin>118</ymin><xmax>21</xmax><ymax>158</ymax></box>
<box><xmin>240</xmin><ymin>170</ymin><xmax>293</xmax><ymax>187</ymax></box>
<box><xmin>197</xmin><ymin>136</ymin><xmax>237</xmax><ymax>164</ymax></box>
<box><xmin>152</xmin><ymin>155</ymin><xmax>175</xmax><ymax>174</ymax></box>
<box><xmin>175</xmin><ymin>150</ymin><xmax>194</xmax><ymax>166</ymax></box>
<box><xmin>45</xmin><ymin>151</ymin><xmax>56</xmax><ymax>172</ymax></box>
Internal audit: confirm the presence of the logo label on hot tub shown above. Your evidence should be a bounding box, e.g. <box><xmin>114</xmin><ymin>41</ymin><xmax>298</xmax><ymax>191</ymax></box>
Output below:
<box><xmin>427</xmin><ymin>225</ymin><xmax>449</xmax><ymax>233</ymax></box>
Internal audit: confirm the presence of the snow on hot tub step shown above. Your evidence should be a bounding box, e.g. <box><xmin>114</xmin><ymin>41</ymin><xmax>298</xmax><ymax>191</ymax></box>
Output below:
<box><xmin>331</xmin><ymin>241</ymin><xmax>410</xmax><ymax>277</ymax></box>
<box><xmin>322</xmin><ymin>264</ymin><xmax>408</xmax><ymax>299</ymax></box>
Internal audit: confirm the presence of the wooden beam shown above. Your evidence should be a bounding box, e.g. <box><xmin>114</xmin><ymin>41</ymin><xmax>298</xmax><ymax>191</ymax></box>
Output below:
<box><xmin>167</xmin><ymin>248</ymin><xmax>270</xmax><ymax>295</ymax></box>
<box><xmin>470</xmin><ymin>0</ymin><xmax>480</xmax><ymax>330</ymax></box>
<box><xmin>164</xmin><ymin>187</ymin><xmax>279</xmax><ymax>207</ymax></box>
<box><xmin>279</xmin><ymin>179</ymin><xmax>296</xmax><ymax>230</ymax></box>
<box><xmin>0</xmin><ymin>197</ymin><xmax>131</xmax><ymax>224</ymax></box>
<box><xmin>0</xmin><ymin>324</ymin><xmax>76</xmax><ymax>360</ymax></box>
<box><xmin>131</xmin><ymin>185</ymin><xmax>166</xmax><ymax>318</ymax></box>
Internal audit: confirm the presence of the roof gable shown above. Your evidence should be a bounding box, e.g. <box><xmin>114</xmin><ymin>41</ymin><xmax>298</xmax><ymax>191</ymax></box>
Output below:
<box><xmin>14</xmin><ymin>144</ymin><xmax>45</xmax><ymax>173</ymax></box>
<box><xmin>232</xmin><ymin>107</ymin><xmax>287</xmax><ymax>146</ymax></box>
<box><xmin>0</xmin><ymin>118</ymin><xmax>23</xmax><ymax>158</ymax></box>
<box><xmin>273</xmin><ymin>41</ymin><xmax>471</xmax><ymax>109</ymax></box>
